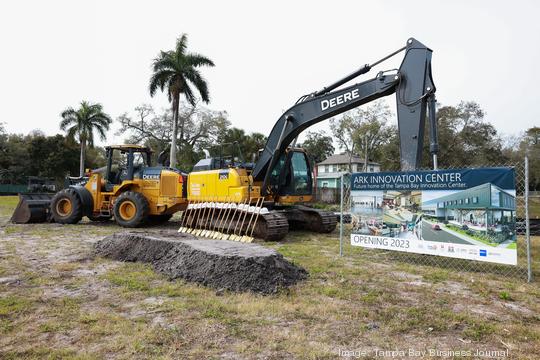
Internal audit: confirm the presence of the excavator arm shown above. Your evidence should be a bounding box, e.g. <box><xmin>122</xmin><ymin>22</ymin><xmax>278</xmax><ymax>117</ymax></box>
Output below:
<box><xmin>252</xmin><ymin>38</ymin><xmax>438</xmax><ymax>195</ymax></box>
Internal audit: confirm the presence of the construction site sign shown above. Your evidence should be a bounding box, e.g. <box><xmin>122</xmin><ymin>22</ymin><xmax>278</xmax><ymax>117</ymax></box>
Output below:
<box><xmin>350</xmin><ymin>167</ymin><xmax>517</xmax><ymax>265</ymax></box>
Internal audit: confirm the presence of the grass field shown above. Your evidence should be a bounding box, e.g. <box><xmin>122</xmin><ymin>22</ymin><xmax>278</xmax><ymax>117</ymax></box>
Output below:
<box><xmin>1</xmin><ymin>195</ymin><xmax>539</xmax><ymax>359</ymax></box>
<box><xmin>530</xmin><ymin>196</ymin><xmax>540</xmax><ymax>219</ymax></box>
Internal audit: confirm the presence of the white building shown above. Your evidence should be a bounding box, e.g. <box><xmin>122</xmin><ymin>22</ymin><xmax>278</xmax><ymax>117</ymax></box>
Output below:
<box><xmin>316</xmin><ymin>153</ymin><xmax>380</xmax><ymax>189</ymax></box>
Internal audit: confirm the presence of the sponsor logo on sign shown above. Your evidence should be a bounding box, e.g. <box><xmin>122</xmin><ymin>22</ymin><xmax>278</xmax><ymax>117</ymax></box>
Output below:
<box><xmin>479</xmin><ymin>249</ymin><xmax>487</xmax><ymax>257</ymax></box>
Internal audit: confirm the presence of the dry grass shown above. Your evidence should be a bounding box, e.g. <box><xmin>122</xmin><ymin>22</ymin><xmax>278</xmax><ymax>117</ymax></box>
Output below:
<box><xmin>0</xmin><ymin>195</ymin><xmax>539</xmax><ymax>359</ymax></box>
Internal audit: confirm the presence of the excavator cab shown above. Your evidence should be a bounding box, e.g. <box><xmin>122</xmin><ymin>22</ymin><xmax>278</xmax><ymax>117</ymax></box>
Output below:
<box><xmin>268</xmin><ymin>148</ymin><xmax>313</xmax><ymax>202</ymax></box>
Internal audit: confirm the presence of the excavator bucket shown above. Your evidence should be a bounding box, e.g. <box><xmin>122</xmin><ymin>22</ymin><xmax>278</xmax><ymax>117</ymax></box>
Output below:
<box><xmin>179</xmin><ymin>197</ymin><xmax>266</xmax><ymax>243</ymax></box>
<box><xmin>10</xmin><ymin>193</ymin><xmax>54</xmax><ymax>224</ymax></box>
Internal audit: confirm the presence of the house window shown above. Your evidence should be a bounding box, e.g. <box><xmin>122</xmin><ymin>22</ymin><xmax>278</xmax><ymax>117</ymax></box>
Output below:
<box><xmin>325</xmin><ymin>165</ymin><xmax>329</xmax><ymax>173</ymax></box>
<box><xmin>322</xmin><ymin>181</ymin><xmax>328</xmax><ymax>188</ymax></box>
<box><xmin>369</xmin><ymin>166</ymin><xmax>374</xmax><ymax>172</ymax></box>
<box><xmin>332</xmin><ymin>165</ymin><xmax>337</xmax><ymax>172</ymax></box>
<box><xmin>459</xmin><ymin>199</ymin><xmax>463</xmax><ymax>205</ymax></box>
<box><xmin>472</xmin><ymin>197</ymin><xmax>478</xmax><ymax>204</ymax></box>
<box><xmin>465</xmin><ymin>198</ymin><xmax>469</xmax><ymax>204</ymax></box>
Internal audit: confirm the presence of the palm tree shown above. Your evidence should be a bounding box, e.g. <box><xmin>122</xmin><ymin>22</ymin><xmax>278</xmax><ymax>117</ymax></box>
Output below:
<box><xmin>149</xmin><ymin>34</ymin><xmax>214</xmax><ymax>168</ymax></box>
<box><xmin>60</xmin><ymin>101</ymin><xmax>112</xmax><ymax>176</ymax></box>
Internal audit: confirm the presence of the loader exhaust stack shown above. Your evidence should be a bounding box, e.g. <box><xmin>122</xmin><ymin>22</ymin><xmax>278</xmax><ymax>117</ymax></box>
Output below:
<box><xmin>10</xmin><ymin>193</ymin><xmax>54</xmax><ymax>224</ymax></box>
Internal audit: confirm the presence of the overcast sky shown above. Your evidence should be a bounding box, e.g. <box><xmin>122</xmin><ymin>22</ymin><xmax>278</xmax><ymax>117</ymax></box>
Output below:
<box><xmin>1</xmin><ymin>0</ymin><xmax>538</xmax><ymax>146</ymax></box>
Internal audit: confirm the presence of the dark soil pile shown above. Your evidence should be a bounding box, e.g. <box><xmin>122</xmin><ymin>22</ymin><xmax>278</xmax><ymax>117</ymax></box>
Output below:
<box><xmin>94</xmin><ymin>231</ymin><xmax>307</xmax><ymax>294</ymax></box>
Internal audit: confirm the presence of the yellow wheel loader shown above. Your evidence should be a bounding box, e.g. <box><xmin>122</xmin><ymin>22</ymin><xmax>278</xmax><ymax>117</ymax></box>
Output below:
<box><xmin>13</xmin><ymin>145</ymin><xmax>188</xmax><ymax>227</ymax></box>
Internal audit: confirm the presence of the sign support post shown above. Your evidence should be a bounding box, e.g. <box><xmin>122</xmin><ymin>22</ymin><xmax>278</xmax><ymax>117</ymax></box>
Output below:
<box><xmin>339</xmin><ymin>172</ymin><xmax>344</xmax><ymax>257</ymax></box>
<box><xmin>525</xmin><ymin>155</ymin><xmax>532</xmax><ymax>283</ymax></box>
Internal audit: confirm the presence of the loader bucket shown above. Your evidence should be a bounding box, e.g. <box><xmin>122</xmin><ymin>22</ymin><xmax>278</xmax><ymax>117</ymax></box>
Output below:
<box><xmin>10</xmin><ymin>193</ymin><xmax>54</xmax><ymax>224</ymax></box>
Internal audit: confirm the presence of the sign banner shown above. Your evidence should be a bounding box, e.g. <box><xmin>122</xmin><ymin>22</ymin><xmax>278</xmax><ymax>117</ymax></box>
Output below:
<box><xmin>350</xmin><ymin>167</ymin><xmax>517</xmax><ymax>265</ymax></box>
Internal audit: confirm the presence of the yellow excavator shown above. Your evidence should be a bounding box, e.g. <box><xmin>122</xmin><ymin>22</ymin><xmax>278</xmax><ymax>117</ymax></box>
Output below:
<box><xmin>179</xmin><ymin>37</ymin><xmax>438</xmax><ymax>242</ymax></box>
<box><xmin>183</xmin><ymin>144</ymin><xmax>334</xmax><ymax>241</ymax></box>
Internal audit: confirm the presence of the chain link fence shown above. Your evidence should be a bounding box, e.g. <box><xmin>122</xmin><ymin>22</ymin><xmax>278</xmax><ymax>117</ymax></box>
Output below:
<box><xmin>337</xmin><ymin>158</ymin><xmax>534</xmax><ymax>281</ymax></box>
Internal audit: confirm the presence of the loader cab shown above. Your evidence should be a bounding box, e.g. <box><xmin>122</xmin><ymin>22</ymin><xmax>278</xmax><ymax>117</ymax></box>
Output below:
<box><xmin>269</xmin><ymin>148</ymin><xmax>313</xmax><ymax>197</ymax></box>
<box><xmin>104</xmin><ymin>145</ymin><xmax>153</xmax><ymax>186</ymax></box>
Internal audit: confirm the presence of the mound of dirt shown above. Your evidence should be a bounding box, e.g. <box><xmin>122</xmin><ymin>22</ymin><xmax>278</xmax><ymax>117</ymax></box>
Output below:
<box><xmin>94</xmin><ymin>231</ymin><xmax>307</xmax><ymax>294</ymax></box>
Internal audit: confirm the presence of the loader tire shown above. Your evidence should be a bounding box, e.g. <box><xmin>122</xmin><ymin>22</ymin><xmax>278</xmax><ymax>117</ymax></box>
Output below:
<box><xmin>50</xmin><ymin>189</ymin><xmax>83</xmax><ymax>224</ymax></box>
<box><xmin>113</xmin><ymin>191</ymin><xmax>150</xmax><ymax>228</ymax></box>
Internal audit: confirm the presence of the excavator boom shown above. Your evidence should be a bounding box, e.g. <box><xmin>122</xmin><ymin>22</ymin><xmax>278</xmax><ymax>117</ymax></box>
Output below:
<box><xmin>253</xmin><ymin>38</ymin><xmax>437</xmax><ymax>195</ymax></box>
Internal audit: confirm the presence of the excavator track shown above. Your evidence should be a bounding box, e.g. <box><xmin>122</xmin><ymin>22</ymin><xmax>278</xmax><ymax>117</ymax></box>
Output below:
<box><xmin>254</xmin><ymin>212</ymin><xmax>289</xmax><ymax>241</ymax></box>
<box><xmin>281</xmin><ymin>206</ymin><xmax>337</xmax><ymax>233</ymax></box>
<box><xmin>185</xmin><ymin>206</ymin><xmax>289</xmax><ymax>242</ymax></box>
<box><xmin>306</xmin><ymin>209</ymin><xmax>338</xmax><ymax>233</ymax></box>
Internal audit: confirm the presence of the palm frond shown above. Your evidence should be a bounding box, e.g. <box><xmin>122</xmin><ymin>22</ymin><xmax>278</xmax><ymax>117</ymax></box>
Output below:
<box><xmin>152</xmin><ymin>52</ymin><xmax>178</xmax><ymax>72</ymax></box>
<box><xmin>176</xmin><ymin>34</ymin><xmax>188</xmax><ymax>57</ymax></box>
<box><xmin>94</xmin><ymin>124</ymin><xmax>108</xmax><ymax>142</ymax></box>
<box><xmin>184</xmin><ymin>68</ymin><xmax>210</xmax><ymax>103</ymax></box>
<box><xmin>182</xmin><ymin>83</ymin><xmax>196</xmax><ymax>106</ymax></box>
<box><xmin>60</xmin><ymin>108</ymin><xmax>78</xmax><ymax>130</ymax></box>
<box><xmin>185</xmin><ymin>53</ymin><xmax>215</xmax><ymax>68</ymax></box>
<box><xmin>149</xmin><ymin>69</ymin><xmax>175</xmax><ymax>97</ymax></box>
<box><xmin>66</xmin><ymin>126</ymin><xmax>78</xmax><ymax>140</ymax></box>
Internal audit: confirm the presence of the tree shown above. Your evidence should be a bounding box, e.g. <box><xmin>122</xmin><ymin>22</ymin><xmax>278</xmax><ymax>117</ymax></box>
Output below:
<box><xmin>525</xmin><ymin>127</ymin><xmax>540</xmax><ymax>145</ymax></box>
<box><xmin>60</xmin><ymin>101</ymin><xmax>112</xmax><ymax>176</ymax></box>
<box><xmin>117</xmin><ymin>103</ymin><xmax>230</xmax><ymax>170</ymax></box>
<box><xmin>330</xmin><ymin>115</ymin><xmax>357</xmax><ymax>172</ymax></box>
<box><xmin>420</xmin><ymin>101</ymin><xmax>506</xmax><ymax>168</ymax></box>
<box><xmin>149</xmin><ymin>34</ymin><xmax>215</xmax><ymax>168</ymax></box>
<box><xmin>27</xmin><ymin>134</ymin><xmax>81</xmax><ymax>179</ymax></box>
<box><xmin>219</xmin><ymin>127</ymin><xmax>267</xmax><ymax>162</ymax></box>
<box><xmin>377</xmin><ymin>124</ymin><xmax>401</xmax><ymax>171</ymax></box>
<box><xmin>117</xmin><ymin>104</ymin><xmax>173</xmax><ymax>158</ymax></box>
<box><xmin>299</xmin><ymin>131</ymin><xmax>334</xmax><ymax>165</ymax></box>
<box><xmin>330</xmin><ymin>100</ymin><xmax>391</xmax><ymax>171</ymax></box>
<box><xmin>0</xmin><ymin>130</ymin><xmax>81</xmax><ymax>185</ymax></box>
<box><xmin>504</xmin><ymin>126</ymin><xmax>540</xmax><ymax>191</ymax></box>
<box><xmin>350</xmin><ymin>102</ymin><xmax>392</xmax><ymax>170</ymax></box>
<box><xmin>522</xmin><ymin>127</ymin><xmax>540</xmax><ymax>191</ymax></box>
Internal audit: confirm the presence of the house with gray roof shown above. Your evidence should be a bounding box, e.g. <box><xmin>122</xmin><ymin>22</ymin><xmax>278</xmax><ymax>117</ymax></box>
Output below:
<box><xmin>315</xmin><ymin>153</ymin><xmax>380</xmax><ymax>189</ymax></box>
